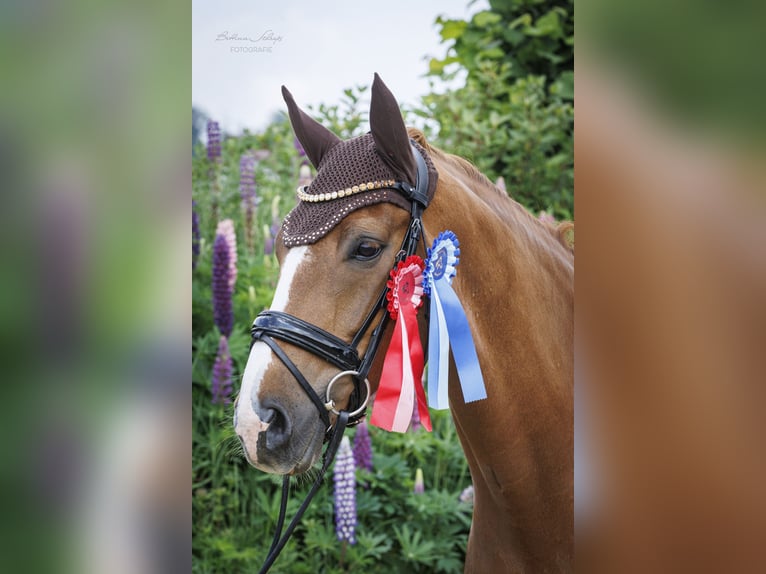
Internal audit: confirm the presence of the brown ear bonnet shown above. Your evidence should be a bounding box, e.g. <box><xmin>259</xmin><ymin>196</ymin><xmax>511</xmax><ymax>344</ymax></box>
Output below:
<box><xmin>280</xmin><ymin>74</ymin><xmax>438</xmax><ymax>247</ymax></box>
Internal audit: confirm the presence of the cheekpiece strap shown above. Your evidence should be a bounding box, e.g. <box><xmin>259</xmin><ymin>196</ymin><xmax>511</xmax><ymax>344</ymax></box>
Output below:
<box><xmin>390</xmin><ymin>141</ymin><xmax>431</xmax><ymax>213</ymax></box>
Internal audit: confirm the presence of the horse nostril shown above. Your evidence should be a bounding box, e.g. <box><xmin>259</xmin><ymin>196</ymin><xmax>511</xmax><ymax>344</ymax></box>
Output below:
<box><xmin>259</xmin><ymin>399</ymin><xmax>292</xmax><ymax>451</ymax></box>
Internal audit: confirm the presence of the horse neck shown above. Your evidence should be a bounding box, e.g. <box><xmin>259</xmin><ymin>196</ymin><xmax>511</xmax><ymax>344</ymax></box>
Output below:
<box><xmin>423</xmin><ymin>158</ymin><xmax>574</xmax><ymax>361</ymax></box>
<box><xmin>422</xmin><ymin>158</ymin><xmax>574</xmax><ymax>562</ymax></box>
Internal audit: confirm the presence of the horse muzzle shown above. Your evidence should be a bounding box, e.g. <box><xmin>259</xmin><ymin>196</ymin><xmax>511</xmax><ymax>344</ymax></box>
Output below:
<box><xmin>235</xmin><ymin>394</ymin><xmax>326</xmax><ymax>475</ymax></box>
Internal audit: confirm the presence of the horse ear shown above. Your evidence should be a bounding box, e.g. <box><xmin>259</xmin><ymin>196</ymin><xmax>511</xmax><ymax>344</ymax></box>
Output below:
<box><xmin>369</xmin><ymin>73</ymin><xmax>417</xmax><ymax>184</ymax></box>
<box><xmin>282</xmin><ymin>86</ymin><xmax>342</xmax><ymax>169</ymax></box>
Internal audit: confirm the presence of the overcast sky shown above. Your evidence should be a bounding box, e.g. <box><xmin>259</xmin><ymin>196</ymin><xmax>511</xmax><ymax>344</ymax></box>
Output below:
<box><xmin>192</xmin><ymin>0</ymin><xmax>487</xmax><ymax>134</ymax></box>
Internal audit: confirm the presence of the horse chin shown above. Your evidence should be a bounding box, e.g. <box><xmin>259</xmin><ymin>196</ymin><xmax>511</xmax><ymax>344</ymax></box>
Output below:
<box><xmin>248</xmin><ymin>424</ymin><xmax>324</xmax><ymax>476</ymax></box>
<box><xmin>287</xmin><ymin>429</ymin><xmax>324</xmax><ymax>475</ymax></box>
<box><xmin>288</xmin><ymin>444</ymin><xmax>322</xmax><ymax>475</ymax></box>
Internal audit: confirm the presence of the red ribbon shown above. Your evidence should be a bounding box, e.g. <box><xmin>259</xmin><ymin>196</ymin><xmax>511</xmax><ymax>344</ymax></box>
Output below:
<box><xmin>370</xmin><ymin>256</ymin><xmax>432</xmax><ymax>433</ymax></box>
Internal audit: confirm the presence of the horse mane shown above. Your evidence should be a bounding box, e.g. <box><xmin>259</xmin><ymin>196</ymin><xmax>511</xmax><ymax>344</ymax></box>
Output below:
<box><xmin>408</xmin><ymin>128</ymin><xmax>574</xmax><ymax>254</ymax></box>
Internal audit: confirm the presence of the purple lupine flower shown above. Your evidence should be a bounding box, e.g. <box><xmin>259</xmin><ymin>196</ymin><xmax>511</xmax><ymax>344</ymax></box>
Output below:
<box><xmin>211</xmin><ymin>335</ymin><xmax>233</xmax><ymax>404</ymax></box>
<box><xmin>263</xmin><ymin>224</ymin><xmax>275</xmax><ymax>256</ymax></box>
<box><xmin>294</xmin><ymin>136</ymin><xmax>306</xmax><ymax>159</ymax></box>
<box><xmin>239</xmin><ymin>153</ymin><xmax>258</xmax><ymax>253</ymax></box>
<box><xmin>239</xmin><ymin>152</ymin><xmax>257</xmax><ymax>206</ymax></box>
<box><xmin>192</xmin><ymin>201</ymin><xmax>200</xmax><ymax>271</ymax></box>
<box><xmin>207</xmin><ymin>120</ymin><xmax>221</xmax><ymax>161</ymax></box>
<box><xmin>352</xmin><ymin>420</ymin><xmax>373</xmax><ymax>473</ymax></box>
<box><xmin>410</xmin><ymin>399</ymin><xmax>421</xmax><ymax>432</ymax></box>
<box><xmin>333</xmin><ymin>436</ymin><xmax>357</xmax><ymax>545</ymax></box>
<box><xmin>263</xmin><ymin>216</ymin><xmax>281</xmax><ymax>256</ymax></box>
<box><xmin>413</xmin><ymin>468</ymin><xmax>424</xmax><ymax>495</ymax></box>
<box><xmin>264</xmin><ymin>197</ymin><xmax>281</xmax><ymax>256</ymax></box>
<box><xmin>212</xmin><ymin>233</ymin><xmax>234</xmax><ymax>337</ymax></box>
<box><xmin>459</xmin><ymin>484</ymin><xmax>474</xmax><ymax>505</ymax></box>
<box><xmin>216</xmin><ymin>219</ymin><xmax>237</xmax><ymax>291</ymax></box>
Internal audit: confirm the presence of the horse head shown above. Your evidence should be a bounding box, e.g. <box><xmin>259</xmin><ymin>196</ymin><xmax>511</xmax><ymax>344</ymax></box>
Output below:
<box><xmin>235</xmin><ymin>75</ymin><xmax>432</xmax><ymax>475</ymax></box>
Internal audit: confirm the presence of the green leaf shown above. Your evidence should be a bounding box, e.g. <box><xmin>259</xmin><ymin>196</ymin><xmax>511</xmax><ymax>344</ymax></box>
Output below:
<box><xmin>479</xmin><ymin>47</ymin><xmax>505</xmax><ymax>60</ymax></box>
<box><xmin>509</xmin><ymin>13</ymin><xmax>532</xmax><ymax>30</ymax></box>
<box><xmin>552</xmin><ymin>71</ymin><xmax>574</xmax><ymax>99</ymax></box>
<box><xmin>532</xmin><ymin>9</ymin><xmax>562</xmax><ymax>37</ymax></box>
<box><xmin>473</xmin><ymin>11</ymin><xmax>502</xmax><ymax>27</ymax></box>
<box><xmin>428</xmin><ymin>56</ymin><xmax>459</xmax><ymax>76</ymax></box>
<box><xmin>439</xmin><ymin>19</ymin><xmax>467</xmax><ymax>41</ymax></box>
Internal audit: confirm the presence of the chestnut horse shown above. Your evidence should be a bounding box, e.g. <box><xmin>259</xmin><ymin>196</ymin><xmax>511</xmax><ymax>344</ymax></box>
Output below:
<box><xmin>235</xmin><ymin>75</ymin><xmax>573</xmax><ymax>572</ymax></box>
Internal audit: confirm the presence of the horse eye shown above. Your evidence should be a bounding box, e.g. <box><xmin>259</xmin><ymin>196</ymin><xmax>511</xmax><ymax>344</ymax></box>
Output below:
<box><xmin>352</xmin><ymin>240</ymin><xmax>383</xmax><ymax>261</ymax></box>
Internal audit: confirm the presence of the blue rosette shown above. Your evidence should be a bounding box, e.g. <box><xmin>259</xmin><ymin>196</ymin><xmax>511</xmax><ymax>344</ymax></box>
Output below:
<box><xmin>424</xmin><ymin>230</ymin><xmax>459</xmax><ymax>294</ymax></box>
<box><xmin>423</xmin><ymin>231</ymin><xmax>487</xmax><ymax>409</ymax></box>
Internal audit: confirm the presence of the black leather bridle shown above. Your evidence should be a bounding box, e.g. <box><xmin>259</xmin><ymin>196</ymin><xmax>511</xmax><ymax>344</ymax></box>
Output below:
<box><xmin>252</xmin><ymin>142</ymin><xmax>431</xmax><ymax>573</ymax></box>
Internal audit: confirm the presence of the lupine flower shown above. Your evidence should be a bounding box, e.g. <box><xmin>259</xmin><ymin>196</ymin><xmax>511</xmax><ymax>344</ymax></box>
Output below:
<box><xmin>294</xmin><ymin>136</ymin><xmax>307</xmax><ymax>161</ymax></box>
<box><xmin>239</xmin><ymin>153</ymin><xmax>258</xmax><ymax>253</ymax></box>
<box><xmin>333</xmin><ymin>436</ymin><xmax>357</xmax><ymax>545</ymax></box>
<box><xmin>413</xmin><ymin>468</ymin><xmax>425</xmax><ymax>495</ymax></box>
<box><xmin>352</xmin><ymin>420</ymin><xmax>373</xmax><ymax>473</ymax></box>
<box><xmin>211</xmin><ymin>335</ymin><xmax>233</xmax><ymax>404</ymax></box>
<box><xmin>215</xmin><ymin>219</ymin><xmax>237</xmax><ymax>291</ymax></box>
<box><xmin>263</xmin><ymin>217</ymin><xmax>281</xmax><ymax>256</ymax></box>
<box><xmin>263</xmin><ymin>224</ymin><xmax>275</xmax><ymax>256</ymax></box>
<box><xmin>207</xmin><ymin>120</ymin><xmax>221</xmax><ymax>161</ymax></box>
<box><xmin>239</xmin><ymin>152</ymin><xmax>258</xmax><ymax>206</ymax></box>
<box><xmin>495</xmin><ymin>176</ymin><xmax>506</xmax><ymax>193</ymax></box>
<box><xmin>211</xmin><ymin>233</ymin><xmax>234</xmax><ymax>337</ymax></box>
<box><xmin>192</xmin><ymin>201</ymin><xmax>200</xmax><ymax>271</ymax></box>
<box><xmin>410</xmin><ymin>399</ymin><xmax>421</xmax><ymax>432</ymax></box>
<box><xmin>538</xmin><ymin>211</ymin><xmax>556</xmax><ymax>226</ymax></box>
<box><xmin>459</xmin><ymin>484</ymin><xmax>475</xmax><ymax>505</ymax></box>
<box><xmin>264</xmin><ymin>197</ymin><xmax>282</xmax><ymax>256</ymax></box>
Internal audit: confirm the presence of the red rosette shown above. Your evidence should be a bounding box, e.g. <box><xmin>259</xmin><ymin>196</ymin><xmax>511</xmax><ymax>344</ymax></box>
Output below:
<box><xmin>371</xmin><ymin>253</ymin><xmax>432</xmax><ymax>434</ymax></box>
<box><xmin>385</xmin><ymin>255</ymin><xmax>425</xmax><ymax>319</ymax></box>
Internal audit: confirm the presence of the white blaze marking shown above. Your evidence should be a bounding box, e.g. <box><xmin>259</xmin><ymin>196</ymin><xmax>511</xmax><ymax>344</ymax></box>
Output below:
<box><xmin>235</xmin><ymin>246</ymin><xmax>310</xmax><ymax>458</ymax></box>
<box><xmin>271</xmin><ymin>245</ymin><xmax>309</xmax><ymax>312</ymax></box>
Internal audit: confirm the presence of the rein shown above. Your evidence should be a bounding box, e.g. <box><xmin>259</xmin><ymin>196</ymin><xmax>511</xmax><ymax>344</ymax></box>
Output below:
<box><xmin>251</xmin><ymin>142</ymin><xmax>430</xmax><ymax>573</ymax></box>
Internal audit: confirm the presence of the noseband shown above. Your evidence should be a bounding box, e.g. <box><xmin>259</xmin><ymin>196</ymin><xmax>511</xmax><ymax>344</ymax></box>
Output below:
<box><xmin>251</xmin><ymin>142</ymin><xmax>430</xmax><ymax>574</ymax></box>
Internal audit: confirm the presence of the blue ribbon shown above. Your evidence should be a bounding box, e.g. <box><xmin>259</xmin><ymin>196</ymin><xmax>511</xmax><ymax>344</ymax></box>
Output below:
<box><xmin>424</xmin><ymin>231</ymin><xmax>487</xmax><ymax>408</ymax></box>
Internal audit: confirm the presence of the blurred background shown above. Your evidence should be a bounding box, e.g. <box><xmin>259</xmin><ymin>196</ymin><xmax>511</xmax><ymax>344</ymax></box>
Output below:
<box><xmin>576</xmin><ymin>0</ymin><xmax>766</xmax><ymax>571</ymax></box>
<box><xmin>0</xmin><ymin>0</ymin><xmax>763</xmax><ymax>571</ymax></box>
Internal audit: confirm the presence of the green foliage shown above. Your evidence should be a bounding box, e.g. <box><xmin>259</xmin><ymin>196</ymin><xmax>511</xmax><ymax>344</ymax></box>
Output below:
<box><xmin>307</xmin><ymin>85</ymin><xmax>370</xmax><ymax>139</ymax></box>
<box><xmin>422</xmin><ymin>0</ymin><xmax>574</xmax><ymax>219</ymax></box>
<box><xmin>193</xmin><ymin>87</ymin><xmax>471</xmax><ymax>573</ymax></box>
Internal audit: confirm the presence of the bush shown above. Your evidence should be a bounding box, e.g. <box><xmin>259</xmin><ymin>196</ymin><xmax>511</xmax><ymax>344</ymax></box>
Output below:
<box><xmin>418</xmin><ymin>0</ymin><xmax>574</xmax><ymax>219</ymax></box>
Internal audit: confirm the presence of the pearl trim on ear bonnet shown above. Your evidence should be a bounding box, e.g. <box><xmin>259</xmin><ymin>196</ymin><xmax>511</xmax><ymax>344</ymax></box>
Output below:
<box><xmin>281</xmin><ymin>134</ymin><xmax>437</xmax><ymax>246</ymax></box>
